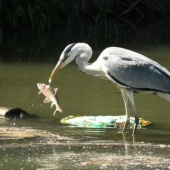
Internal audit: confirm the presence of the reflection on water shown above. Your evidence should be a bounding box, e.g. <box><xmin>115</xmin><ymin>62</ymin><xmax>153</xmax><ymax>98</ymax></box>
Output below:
<box><xmin>1</xmin><ymin>46</ymin><xmax>170</xmax><ymax>169</ymax></box>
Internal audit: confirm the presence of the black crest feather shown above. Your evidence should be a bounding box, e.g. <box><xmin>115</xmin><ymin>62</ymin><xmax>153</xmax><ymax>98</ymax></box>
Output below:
<box><xmin>64</xmin><ymin>43</ymin><xmax>76</xmax><ymax>54</ymax></box>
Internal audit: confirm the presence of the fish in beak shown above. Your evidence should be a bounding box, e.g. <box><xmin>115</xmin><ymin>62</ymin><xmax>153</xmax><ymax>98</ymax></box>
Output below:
<box><xmin>37</xmin><ymin>83</ymin><xmax>63</xmax><ymax>115</ymax></box>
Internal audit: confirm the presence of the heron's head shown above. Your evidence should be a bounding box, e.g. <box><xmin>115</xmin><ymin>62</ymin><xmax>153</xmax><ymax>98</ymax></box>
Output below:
<box><xmin>48</xmin><ymin>43</ymin><xmax>92</xmax><ymax>84</ymax></box>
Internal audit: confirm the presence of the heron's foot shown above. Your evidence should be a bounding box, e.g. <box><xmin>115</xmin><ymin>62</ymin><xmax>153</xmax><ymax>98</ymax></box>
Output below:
<box><xmin>122</xmin><ymin>117</ymin><xmax>130</xmax><ymax>134</ymax></box>
<box><xmin>132</xmin><ymin>116</ymin><xmax>139</xmax><ymax>136</ymax></box>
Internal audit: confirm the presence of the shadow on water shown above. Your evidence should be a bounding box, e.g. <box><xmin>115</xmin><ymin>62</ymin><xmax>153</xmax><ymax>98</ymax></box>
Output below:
<box><xmin>1</xmin><ymin>46</ymin><xmax>170</xmax><ymax>169</ymax></box>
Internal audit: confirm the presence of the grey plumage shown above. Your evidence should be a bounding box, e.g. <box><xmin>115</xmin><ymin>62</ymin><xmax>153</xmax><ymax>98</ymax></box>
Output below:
<box><xmin>48</xmin><ymin>43</ymin><xmax>170</xmax><ymax>136</ymax></box>
<box><xmin>103</xmin><ymin>54</ymin><xmax>170</xmax><ymax>93</ymax></box>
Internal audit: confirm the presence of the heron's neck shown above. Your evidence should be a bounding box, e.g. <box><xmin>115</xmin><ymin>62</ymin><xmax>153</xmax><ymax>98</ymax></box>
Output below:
<box><xmin>75</xmin><ymin>55</ymin><xmax>103</xmax><ymax>77</ymax></box>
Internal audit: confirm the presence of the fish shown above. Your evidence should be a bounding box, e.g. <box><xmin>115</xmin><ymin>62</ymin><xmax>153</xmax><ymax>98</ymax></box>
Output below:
<box><xmin>37</xmin><ymin>83</ymin><xmax>62</xmax><ymax>115</ymax></box>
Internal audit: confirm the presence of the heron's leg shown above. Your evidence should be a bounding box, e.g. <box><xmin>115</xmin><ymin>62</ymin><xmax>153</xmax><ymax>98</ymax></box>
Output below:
<box><xmin>122</xmin><ymin>133</ymin><xmax>130</xmax><ymax>155</ymax></box>
<box><xmin>125</xmin><ymin>89</ymin><xmax>139</xmax><ymax>136</ymax></box>
<box><xmin>120</xmin><ymin>89</ymin><xmax>130</xmax><ymax>134</ymax></box>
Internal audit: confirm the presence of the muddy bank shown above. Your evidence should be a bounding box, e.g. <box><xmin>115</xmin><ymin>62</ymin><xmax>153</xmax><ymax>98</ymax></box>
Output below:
<box><xmin>0</xmin><ymin>126</ymin><xmax>72</xmax><ymax>140</ymax></box>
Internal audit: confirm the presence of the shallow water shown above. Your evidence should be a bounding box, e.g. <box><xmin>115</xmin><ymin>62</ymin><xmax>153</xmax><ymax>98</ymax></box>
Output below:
<box><xmin>1</xmin><ymin>46</ymin><xmax>170</xmax><ymax>169</ymax></box>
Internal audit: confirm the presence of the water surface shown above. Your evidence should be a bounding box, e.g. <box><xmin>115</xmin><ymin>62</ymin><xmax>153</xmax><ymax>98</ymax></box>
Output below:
<box><xmin>1</xmin><ymin>46</ymin><xmax>170</xmax><ymax>169</ymax></box>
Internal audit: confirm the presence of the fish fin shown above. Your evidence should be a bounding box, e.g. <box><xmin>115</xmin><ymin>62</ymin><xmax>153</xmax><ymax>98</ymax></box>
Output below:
<box><xmin>53</xmin><ymin>106</ymin><xmax>63</xmax><ymax>116</ymax></box>
<box><xmin>38</xmin><ymin>90</ymin><xmax>43</xmax><ymax>95</ymax></box>
<box><xmin>51</xmin><ymin>103</ymin><xmax>54</xmax><ymax>107</ymax></box>
<box><xmin>53</xmin><ymin>110</ymin><xmax>57</xmax><ymax>116</ymax></box>
<box><xmin>54</xmin><ymin>88</ymin><xmax>58</xmax><ymax>94</ymax></box>
<box><xmin>43</xmin><ymin>98</ymin><xmax>50</xmax><ymax>103</ymax></box>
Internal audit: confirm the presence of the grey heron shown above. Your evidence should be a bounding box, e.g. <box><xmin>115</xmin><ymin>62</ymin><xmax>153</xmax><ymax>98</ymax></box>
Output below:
<box><xmin>48</xmin><ymin>43</ymin><xmax>170</xmax><ymax>135</ymax></box>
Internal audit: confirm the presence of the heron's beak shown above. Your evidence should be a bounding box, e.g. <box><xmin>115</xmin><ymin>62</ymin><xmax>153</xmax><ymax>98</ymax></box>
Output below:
<box><xmin>48</xmin><ymin>60</ymin><xmax>64</xmax><ymax>84</ymax></box>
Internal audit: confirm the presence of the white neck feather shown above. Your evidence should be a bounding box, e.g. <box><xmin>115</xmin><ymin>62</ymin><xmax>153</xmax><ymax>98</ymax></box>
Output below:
<box><xmin>75</xmin><ymin>53</ymin><xmax>105</xmax><ymax>77</ymax></box>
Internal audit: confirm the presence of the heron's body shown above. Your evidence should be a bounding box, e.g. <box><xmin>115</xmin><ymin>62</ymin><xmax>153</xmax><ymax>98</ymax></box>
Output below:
<box><xmin>48</xmin><ymin>43</ymin><xmax>170</xmax><ymax>135</ymax></box>
<box><xmin>100</xmin><ymin>47</ymin><xmax>170</xmax><ymax>93</ymax></box>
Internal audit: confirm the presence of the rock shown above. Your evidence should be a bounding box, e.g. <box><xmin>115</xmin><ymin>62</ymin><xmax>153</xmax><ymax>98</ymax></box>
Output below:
<box><xmin>0</xmin><ymin>107</ymin><xmax>38</xmax><ymax>119</ymax></box>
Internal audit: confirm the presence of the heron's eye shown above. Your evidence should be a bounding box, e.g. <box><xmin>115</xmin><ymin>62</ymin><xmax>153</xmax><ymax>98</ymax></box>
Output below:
<box><xmin>62</xmin><ymin>53</ymin><xmax>69</xmax><ymax>61</ymax></box>
<box><xmin>64</xmin><ymin>53</ymin><xmax>69</xmax><ymax>60</ymax></box>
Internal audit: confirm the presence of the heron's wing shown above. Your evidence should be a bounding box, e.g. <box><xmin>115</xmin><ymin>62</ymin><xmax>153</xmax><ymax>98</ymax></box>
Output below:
<box><xmin>99</xmin><ymin>47</ymin><xmax>170</xmax><ymax>77</ymax></box>
<box><xmin>101</xmin><ymin>55</ymin><xmax>170</xmax><ymax>93</ymax></box>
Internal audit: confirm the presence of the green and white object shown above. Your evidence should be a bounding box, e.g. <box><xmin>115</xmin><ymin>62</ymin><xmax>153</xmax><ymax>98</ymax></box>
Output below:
<box><xmin>60</xmin><ymin>115</ymin><xmax>151</xmax><ymax>128</ymax></box>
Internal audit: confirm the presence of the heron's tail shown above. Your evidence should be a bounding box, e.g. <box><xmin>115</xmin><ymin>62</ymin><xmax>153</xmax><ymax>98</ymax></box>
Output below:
<box><xmin>158</xmin><ymin>92</ymin><xmax>170</xmax><ymax>102</ymax></box>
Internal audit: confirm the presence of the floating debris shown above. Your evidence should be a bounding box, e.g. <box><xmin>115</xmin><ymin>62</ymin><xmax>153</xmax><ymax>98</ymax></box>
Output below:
<box><xmin>60</xmin><ymin>115</ymin><xmax>152</xmax><ymax>128</ymax></box>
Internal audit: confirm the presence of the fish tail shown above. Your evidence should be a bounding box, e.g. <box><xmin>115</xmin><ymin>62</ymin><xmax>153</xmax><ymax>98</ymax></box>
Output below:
<box><xmin>57</xmin><ymin>106</ymin><xmax>63</xmax><ymax>113</ymax></box>
<box><xmin>53</xmin><ymin>106</ymin><xmax>63</xmax><ymax>116</ymax></box>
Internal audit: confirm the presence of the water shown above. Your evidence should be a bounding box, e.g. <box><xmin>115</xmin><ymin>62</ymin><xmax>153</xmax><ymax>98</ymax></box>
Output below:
<box><xmin>1</xmin><ymin>46</ymin><xmax>170</xmax><ymax>169</ymax></box>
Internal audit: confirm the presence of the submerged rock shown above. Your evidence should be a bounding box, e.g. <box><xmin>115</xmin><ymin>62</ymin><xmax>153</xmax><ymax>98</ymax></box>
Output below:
<box><xmin>0</xmin><ymin>107</ymin><xmax>38</xmax><ymax>119</ymax></box>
